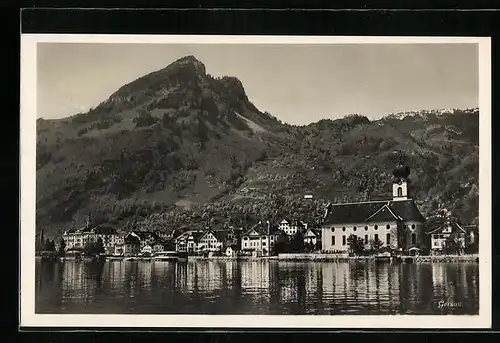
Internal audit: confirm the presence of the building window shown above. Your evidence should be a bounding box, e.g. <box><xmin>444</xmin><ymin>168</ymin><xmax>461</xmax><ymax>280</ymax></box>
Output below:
<box><xmin>386</xmin><ymin>233</ymin><xmax>390</xmax><ymax>244</ymax></box>
<box><xmin>374</xmin><ymin>234</ymin><xmax>379</xmax><ymax>241</ymax></box>
<box><xmin>342</xmin><ymin>235</ymin><xmax>346</xmax><ymax>245</ymax></box>
<box><xmin>364</xmin><ymin>226</ymin><xmax>368</xmax><ymax>231</ymax></box>
<box><xmin>353</xmin><ymin>226</ymin><xmax>357</xmax><ymax>232</ymax></box>
<box><xmin>331</xmin><ymin>227</ymin><xmax>335</xmax><ymax>232</ymax></box>
<box><xmin>331</xmin><ymin>236</ymin><xmax>335</xmax><ymax>246</ymax></box>
<box><xmin>397</xmin><ymin>187</ymin><xmax>403</xmax><ymax>197</ymax></box>
<box><xmin>411</xmin><ymin>233</ymin><xmax>416</xmax><ymax>245</ymax></box>
<box><xmin>374</xmin><ymin>225</ymin><xmax>378</xmax><ymax>230</ymax></box>
<box><xmin>365</xmin><ymin>235</ymin><xmax>368</xmax><ymax>244</ymax></box>
<box><xmin>386</xmin><ymin>224</ymin><xmax>390</xmax><ymax>230</ymax></box>
<box><xmin>411</xmin><ymin>224</ymin><xmax>416</xmax><ymax>230</ymax></box>
<box><xmin>342</xmin><ymin>227</ymin><xmax>346</xmax><ymax>232</ymax></box>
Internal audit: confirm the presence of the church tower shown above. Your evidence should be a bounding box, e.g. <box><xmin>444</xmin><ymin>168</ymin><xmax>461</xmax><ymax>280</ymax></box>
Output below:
<box><xmin>392</xmin><ymin>154</ymin><xmax>410</xmax><ymax>201</ymax></box>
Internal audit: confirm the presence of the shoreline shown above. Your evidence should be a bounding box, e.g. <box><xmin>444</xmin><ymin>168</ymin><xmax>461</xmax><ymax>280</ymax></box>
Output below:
<box><xmin>47</xmin><ymin>253</ymin><xmax>479</xmax><ymax>263</ymax></box>
<box><xmin>188</xmin><ymin>254</ymin><xmax>479</xmax><ymax>263</ymax></box>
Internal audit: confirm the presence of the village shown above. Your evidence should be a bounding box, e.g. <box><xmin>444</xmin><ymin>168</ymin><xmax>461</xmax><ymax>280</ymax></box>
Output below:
<box><xmin>37</xmin><ymin>162</ymin><xmax>479</xmax><ymax>262</ymax></box>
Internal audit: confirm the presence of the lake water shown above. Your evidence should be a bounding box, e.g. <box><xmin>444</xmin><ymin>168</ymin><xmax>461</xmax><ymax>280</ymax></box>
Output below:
<box><xmin>35</xmin><ymin>259</ymin><xmax>479</xmax><ymax>315</ymax></box>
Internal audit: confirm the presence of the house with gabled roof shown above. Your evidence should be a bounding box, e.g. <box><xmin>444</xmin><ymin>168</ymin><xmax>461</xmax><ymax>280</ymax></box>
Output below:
<box><xmin>123</xmin><ymin>231</ymin><xmax>141</xmax><ymax>256</ymax></box>
<box><xmin>303</xmin><ymin>228</ymin><xmax>322</xmax><ymax>248</ymax></box>
<box><xmin>240</xmin><ymin>221</ymin><xmax>283</xmax><ymax>256</ymax></box>
<box><xmin>427</xmin><ymin>221</ymin><xmax>466</xmax><ymax>255</ymax></box>
<box><xmin>174</xmin><ymin>230</ymin><xmax>205</xmax><ymax>254</ymax></box>
<box><xmin>321</xmin><ymin>162</ymin><xmax>427</xmax><ymax>254</ymax></box>
<box><xmin>278</xmin><ymin>219</ymin><xmax>307</xmax><ymax>236</ymax></box>
<box><xmin>199</xmin><ymin>230</ymin><xmax>227</xmax><ymax>253</ymax></box>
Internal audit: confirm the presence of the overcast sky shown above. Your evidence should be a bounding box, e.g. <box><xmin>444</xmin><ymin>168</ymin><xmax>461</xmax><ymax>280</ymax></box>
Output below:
<box><xmin>37</xmin><ymin>43</ymin><xmax>478</xmax><ymax>125</ymax></box>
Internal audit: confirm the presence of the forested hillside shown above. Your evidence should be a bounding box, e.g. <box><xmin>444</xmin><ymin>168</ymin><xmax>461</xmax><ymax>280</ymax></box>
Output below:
<box><xmin>36</xmin><ymin>56</ymin><xmax>479</xmax><ymax>238</ymax></box>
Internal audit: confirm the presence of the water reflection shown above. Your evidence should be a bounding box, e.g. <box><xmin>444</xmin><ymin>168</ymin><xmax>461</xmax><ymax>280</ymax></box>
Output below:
<box><xmin>35</xmin><ymin>260</ymin><xmax>479</xmax><ymax>315</ymax></box>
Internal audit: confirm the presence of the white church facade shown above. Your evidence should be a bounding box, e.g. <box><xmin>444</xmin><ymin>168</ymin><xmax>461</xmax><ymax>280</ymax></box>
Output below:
<box><xmin>321</xmin><ymin>163</ymin><xmax>428</xmax><ymax>255</ymax></box>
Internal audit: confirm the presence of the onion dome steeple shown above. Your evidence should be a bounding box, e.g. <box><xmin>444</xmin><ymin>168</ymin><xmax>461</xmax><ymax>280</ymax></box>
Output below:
<box><xmin>393</xmin><ymin>164</ymin><xmax>410</xmax><ymax>181</ymax></box>
<box><xmin>391</xmin><ymin>150</ymin><xmax>410</xmax><ymax>200</ymax></box>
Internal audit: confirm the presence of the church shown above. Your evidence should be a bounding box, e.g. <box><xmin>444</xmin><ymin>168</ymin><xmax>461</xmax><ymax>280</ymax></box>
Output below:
<box><xmin>321</xmin><ymin>162</ymin><xmax>428</xmax><ymax>255</ymax></box>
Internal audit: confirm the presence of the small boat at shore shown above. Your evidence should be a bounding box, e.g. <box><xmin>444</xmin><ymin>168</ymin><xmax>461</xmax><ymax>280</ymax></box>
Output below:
<box><xmin>123</xmin><ymin>257</ymin><xmax>137</xmax><ymax>261</ymax></box>
<box><xmin>153</xmin><ymin>251</ymin><xmax>179</xmax><ymax>261</ymax></box>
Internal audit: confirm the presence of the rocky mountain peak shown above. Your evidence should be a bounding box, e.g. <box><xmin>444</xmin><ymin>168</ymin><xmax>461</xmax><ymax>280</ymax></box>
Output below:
<box><xmin>167</xmin><ymin>55</ymin><xmax>207</xmax><ymax>75</ymax></box>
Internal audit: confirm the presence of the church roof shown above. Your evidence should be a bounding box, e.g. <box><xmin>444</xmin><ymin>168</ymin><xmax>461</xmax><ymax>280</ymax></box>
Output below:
<box><xmin>323</xmin><ymin>199</ymin><xmax>425</xmax><ymax>225</ymax></box>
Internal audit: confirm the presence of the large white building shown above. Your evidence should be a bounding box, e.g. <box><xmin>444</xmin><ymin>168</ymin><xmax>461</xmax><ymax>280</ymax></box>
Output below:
<box><xmin>241</xmin><ymin>221</ymin><xmax>283</xmax><ymax>256</ymax></box>
<box><xmin>62</xmin><ymin>215</ymin><xmax>119</xmax><ymax>255</ymax></box>
<box><xmin>321</xmin><ymin>163</ymin><xmax>427</xmax><ymax>254</ymax></box>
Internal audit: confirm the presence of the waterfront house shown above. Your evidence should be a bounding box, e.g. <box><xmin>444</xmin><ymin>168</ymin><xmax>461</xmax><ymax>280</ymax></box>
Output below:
<box><xmin>199</xmin><ymin>228</ymin><xmax>242</xmax><ymax>254</ymax></box>
<box><xmin>62</xmin><ymin>215</ymin><xmax>119</xmax><ymax>255</ymax></box>
<box><xmin>225</xmin><ymin>245</ymin><xmax>239</xmax><ymax>257</ymax></box>
<box><xmin>321</xmin><ymin>163</ymin><xmax>427</xmax><ymax>254</ymax></box>
<box><xmin>175</xmin><ymin>231</ymin><xmax>189</xmax><ymax>252</ymax></box>
<box><xmin>428</xmin><ymin>221</ymin><xmax>466</xmax><ymax>255</ymax></box>
<box><xmin>62</xmin><ymin>219</ymin><xmax>92</xmax><ymax>250</ymax></box>
<box><xmin>175</xmin><ymin>230</ymin><xmax>204</xmax><ymax>254</ymax></box>
<box><xmin>123</xmin><ymin>232</ymin><xmax>141</xmax><ymax>256</ymax></box>
<box><xmin>85</xmin><ymin>224</ymin><xmax>119</xmax><ymax>255</ymax></box>
<box><xmin>241</xmin><ymin>221</ymin><xmax>283</xmax><ymax>256</ymax></box>
<box><xmin>226</xmin><ymin>227</ymin><xmax>243</xmax><ymax>249</ymax></box>
<box><xmin>199</xmin><ymin>230</ymin><xmax>225</xmax><ymax>253</ymax></box>
<box><xmin>303</xmin><ymin>228</ymin><xmax>322</xmax><ymax>247</ymax></box>
<box><xmin>278</xmin><ymin>219</ymin><xmax>307</xmax><ymax>236</ymax></box>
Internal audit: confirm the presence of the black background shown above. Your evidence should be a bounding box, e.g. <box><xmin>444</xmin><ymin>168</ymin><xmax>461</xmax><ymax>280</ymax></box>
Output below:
<box><xmin>10</xmin><ymin>4</ymin><xmax>500</xmax><ymax>342</ymax></box>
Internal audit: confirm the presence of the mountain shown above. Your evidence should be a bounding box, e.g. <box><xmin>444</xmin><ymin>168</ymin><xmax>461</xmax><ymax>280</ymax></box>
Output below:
<box><xmin>36</xmin><ymin>56</ymin><xmax>479</xmax><ymax>238</ymax></box>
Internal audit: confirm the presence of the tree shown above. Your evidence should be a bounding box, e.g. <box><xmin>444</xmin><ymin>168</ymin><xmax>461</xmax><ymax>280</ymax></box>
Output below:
<box><xmin>369</xmin><ymin>237</ymin><xmax>384</xmax><ymax>255</ymax></box>
<box><xmin>95</xmin><ymin>237</ymin><xmax>105</xmax><ymax>255</ymax></box>
<box><xmin>314</xmin><ymin>241</ymin><xmax>321</xmax><ymax>252</ymax></box>
<box><xmin>304</xmin><ymin>241</ymin><xmax>316</xmax><ymax>253</ymax></box>
<box><xmin>83</xmin><ymin>237</ymin><xmax>105</xmax><ymax>257</ymax></box>
<box><xmin>44</xmin><ymin>239</ymin><xmax>55</xmax><ymax>251</ymax></box>
<box><xmin>274</xmin><ymin>235</ymin><xmax>290</xmax><ymax>254</ymax></box>
<box><xmin>347</xmin><ymin>234</ymin><xmax>366</xmax><ymax>256</ymax></box>
<box><xmin>443</xmin><ymin>234</ymin><xmax>463</xmax><ymax>255</ymax></box>
<box><xmin>58</xmin><ymin>238</ymin><xmax>66</xmax><ymax>257</ymax></box>
<box><xmin>289</xmin><ymin>232</ymin><xmax>305</xmax><ymax>252</ymax></box>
